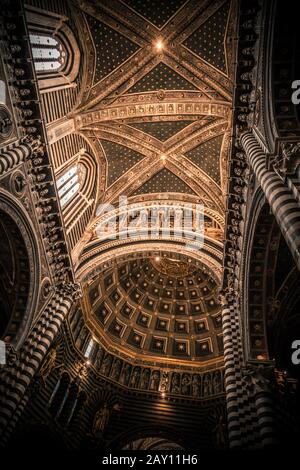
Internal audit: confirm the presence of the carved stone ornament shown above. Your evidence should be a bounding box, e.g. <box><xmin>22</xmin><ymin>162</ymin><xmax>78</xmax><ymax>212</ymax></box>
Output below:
<box><xmin>242</xmin><ymin>364</ymin><xmax>275</xmax><ymax>394</ymax></box>
<box><xmin>274</xmin><ymin>141</ymin><xmax>300</xmax><ymax>176</ymax></box>
<box><xmin>0</xmin><ymin>104</ymin><xmax>13</xmax><ymax>140</ymax></box>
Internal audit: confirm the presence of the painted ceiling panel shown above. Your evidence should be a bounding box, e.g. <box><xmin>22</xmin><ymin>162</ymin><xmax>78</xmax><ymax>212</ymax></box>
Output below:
<box><xmin>132</xmin><ymin>168</ymin><xmax>196</xmax><ymax>196</ymax></box>
<box><xmin>123</xmin><ymin>0</ymin><xmax>187</xmax><ymax>29</ymax></box>
<box><xmin>101</xmin><ymin>140</ymin><xmax>145</xmax><ymax>187</ymax></box>
<box><xmin>184</xmin><ymin>135</ymin><xmax>223</xmax><ymax>185</ymax></box>
<box><xmin>183</xmin><ymin>1</ymin><xmax>230</xmax><ymax>73</ymax></box>
<box><xmin>86</xmin><ymin>14</ymin><xmax>140</xmax><ymax>84</ymax></box>
<box><xmin>127</xmin><ymin>62</ymin><xmax>198</xmax><ymax>93</ymax></box>
<box><xmin>129</xmin><ymin>120</ymin><xmax>193</xmax><ymax>141</ymax></box>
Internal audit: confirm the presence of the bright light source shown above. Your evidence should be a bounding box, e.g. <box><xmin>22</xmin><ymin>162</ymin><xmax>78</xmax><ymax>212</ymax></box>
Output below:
<box><xmin>155</xmin><ymin>256</ymin><xmax>161</xmax><ymax>262</ymax></box>
<box><xmin>155</xmin><ymin>39</ymin><xmax>164</xmax><ymax>51</ymax></box>
<box><xmin>161</xmin><ymin>392</ymin><xmax>166</xmax><ymax>398</ymax></box>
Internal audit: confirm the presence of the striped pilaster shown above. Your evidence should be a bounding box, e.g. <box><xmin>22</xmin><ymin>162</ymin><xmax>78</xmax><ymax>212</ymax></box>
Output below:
<box><xmin>222</xmin><ymin>302</ymin><xmax>255</xmax><ymax>448</ymax></box>
<box><xmin>241</xmin><ymin>131</ymin><xmax>300</xmax><ymax>271</ymax></box>
<box><xmin>255</xmin><ymin>391</ymin><xmax>278</xmax><ymax>446</ymax></box>
<box><xmin>221</xmin><ymin>301</ymin><xmax>244</xmax><ymax>448</ymax></box>
<box><xmin>222</xmin><ymin>300</ymin><xmax>263</xmax><ymax>448</ymax></box>
<box><xmin>0</xmin><ymin>286</ymin><xmax>74</xmax><ymax>445</ymax></box>
<box><xmin>0</xmin><ymin>140</ymin><xmax>32</xmax><ymax>175</ymax></box>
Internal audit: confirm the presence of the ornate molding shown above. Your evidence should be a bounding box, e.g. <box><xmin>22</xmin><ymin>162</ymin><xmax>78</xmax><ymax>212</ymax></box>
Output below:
<box><xmin>75</xmin><ymin>98</ymin><xmax>230</xmax><ymax>127</ymax></box>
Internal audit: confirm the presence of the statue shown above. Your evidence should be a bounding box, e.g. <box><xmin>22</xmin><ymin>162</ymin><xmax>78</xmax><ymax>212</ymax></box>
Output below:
<box><xmin>92</xmin><ymin>403</ymin><xmax>110</xmax><ymax>434</ymax></box>
<box><xmin>140</xmin><ymin>368</ymin><xmax>150</xmax><ymax>389</ymax></box>
<box><xmin>14</xmin><ymin>174</ymin><xmax>25</xmax><ymax>193</ymax></box>
<box><xmin>213</xmin><ymin>371</ymin><xmax>223</xmax><ymax>395</ymax></box>
<box><xmin>39</xmin><ymin>347</ymin><xmax>61</xmax><ymax>385</ymax></box>
<box><xmin>94</xmin><ymin>347</ymin><xmax>104</xmax><ymax>371</ymax></box>
<box><xmin>0</xmin><ymin>116</ymin><xmax>12</xmax><ymax>134</ymax></box>
<box><xmin>277</xmin><ymin>141</ymin><xmax>300</xmax><ymax>174</ymax></box>
<box><xmin>100</xmin><ymin>354</ymin><xmax>112</xmax><ymax>376</ymax></box>
<box><xmin>181</xmin><ymin>374</ymin><xmax>191</xmax><ymax>395</ymax></box>
<box><xmin>120</xmin><ymin>364</ymin><xmax>132</xmax><ymax>386</ymax></box>
<box><xmin>130</xmin><ymin>367</ymin><xmax>140</xmax><ymax>388</ymax></box>
<box><xmin>171</xmin><ymin>373</ymin><xmax>180</xmax><ymax>394</ymax></box>
<box><xmin>159</xmin><ymin>371</ymin><xmax>169</xmax><ymax>393</ymax></box>
<box><xmin>242</xmin><ymin>364</ymin><xmax>273</xmax><ymax>394</ymax></box>
<box><xmin>110</xmin><ymin>359</ymin><xmax>122</xmax><ymax>381</ymax></box>
<box><xmin>149</xmin><ymin>370</ymin><xmax>160</xmax><ymax>391</ymax></box>
<box><xmin>203</xmin><ymin>374</ymin><xmax>212</xmax><ymax>397</ymax></box>
<box><xmin>192</xmin><ymin>375</ymin><xmax>200</xmax><ymax>398</ymax></box>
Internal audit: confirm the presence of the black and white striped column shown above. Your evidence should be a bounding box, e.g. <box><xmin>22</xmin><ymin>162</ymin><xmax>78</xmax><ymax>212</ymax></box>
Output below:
<box><xmin>221</xmin><ymin>298</ymin><xmax>245</xmax><ymax>448</ymax></box>
<box><xmin>0</xmin><ymin>139</ymin><xmax>32</xmax><ymax>175</ymax></box>
<box><xmin>222</xmin><ymin>301</ymin><xmax>241</xmax><ymax>447</ymax></box>
<box><xmin>221</xmin><ymin>296</ymin><xmax>264</xmax><ymax>448</ymax></box>
<box><xmin>242</xmin><ymin>365</ymin><xmax>278</xmax><ymax>447</ymax></box>
<box><xmin>241</xmin><ymin>131</ymin><xmax>300</xmax><ymax>271</ymax></box>
<box><xmin>0</xmin><ymin>284</ymin><xmax>76</xmax><ymax>445</ymax></box>
<box><xmin>255</xmin><ymin>390</ymin><xmax>277</xmax><ymax>446</ymax></box>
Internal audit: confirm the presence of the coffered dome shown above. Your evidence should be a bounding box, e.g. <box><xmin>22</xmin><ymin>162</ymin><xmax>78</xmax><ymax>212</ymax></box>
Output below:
<box><xmin>83</xmin><ymin>254</ymin><xmax>223</xmax><ymax>367</ymax></box>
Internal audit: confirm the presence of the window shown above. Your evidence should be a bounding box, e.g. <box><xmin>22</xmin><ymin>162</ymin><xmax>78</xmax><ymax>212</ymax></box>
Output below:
<box><xmin>26</xmin><ymin>8</ymin><xmax>80</xmax><ymax>92</ymax></box>
<box><xmin>29</xmin><ymin>34</ymin><xmax>66</xmax><ymax>73</ymax></box>
<box><xmin>57</xmin><ymin>163</ymin><xmax>86</xmax><ymax>208</ymax></box>
<box><xmin>84</xmin><ymin>338</ymin><xmax>94</xmax><ymax>358</ymax></box>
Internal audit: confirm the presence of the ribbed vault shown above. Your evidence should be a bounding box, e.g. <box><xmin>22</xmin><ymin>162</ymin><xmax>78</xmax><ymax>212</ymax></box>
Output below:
<box><xmin>73</xmin><ymin>0</ymin><xmax>236</xmax><ymax>373</ymax></box>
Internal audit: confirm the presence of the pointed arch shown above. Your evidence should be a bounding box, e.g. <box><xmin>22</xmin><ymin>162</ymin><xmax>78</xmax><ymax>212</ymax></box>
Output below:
<box><xmin>26</xmin><ymin>7</ymin><xmax>80</xmax><ymax>92</ymax></box>
<box><xmin>55</xmin><ymin>150</ymin><xmax>98</xmax><ymax>250</ymax></box>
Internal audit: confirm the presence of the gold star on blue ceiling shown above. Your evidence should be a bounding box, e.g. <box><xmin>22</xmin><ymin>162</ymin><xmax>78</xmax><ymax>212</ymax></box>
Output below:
<box><xmin>101</xmin><ymin>140</ymin><xmax>145</xmax><ymax>187</ymax></box>
<box><xmin>123</xmin><ymin>0</ymin><xmax>187</xmax><ymax>29</ymax></box>
<box><xmin>132</xmin><ymin>168</ymin><xmax>196</xmax><ymax>196</ymax></box>
<box><xmin>184</xmin><ymin>135</ymin><xmax>223</xmax><ymax>185</ymax></box>
<box><xmin>129</xmin><ymin>120</ymin><xmax>193</xmax><ymax>141</ymax></box>
<box><xmin>183</xmin><ymin>1</ymin><xmax>230</xmax><ymax>74</ymax></box>
<box><xmin>86</xmin><ymin>14</ymin><xmax>141</xmax><ymax>84</ymax></box>
<box><xmin>127</xmin><ymin>62</ymin><xmax>198</xmax><ymax>93</ymax></box>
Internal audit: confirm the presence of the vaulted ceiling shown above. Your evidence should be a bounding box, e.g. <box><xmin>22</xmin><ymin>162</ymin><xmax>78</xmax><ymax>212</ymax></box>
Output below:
<box><xmin>84</xmin><ymin>255</ymin><xmax>223</xmax><ymax>367</ymax></box>
<box><xmin>73</xmin><ymin>0</ymin><xmax>234</xmax><ymax>204</ymax></box>
<box><xmin>73</xmin><ymin>0</ymin><xmax>236</xmax><ymax>368</ymax></box>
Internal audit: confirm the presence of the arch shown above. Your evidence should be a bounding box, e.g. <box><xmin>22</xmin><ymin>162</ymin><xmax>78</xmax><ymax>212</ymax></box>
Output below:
<box><xmin>68</xmin><ymin>390</ymin><xmax>87</xmax><ymax>427</ymax></box>
<box><xmin>55</xmin><ymin>150</ymin><xmax>98</xmax><ymax>249</ymax></box>
<box><xmin>108</xmin><ymin>425</ymin><xmax>188</xmax><ymax>451</ymax></box>
<box><xmin>57</xmin><ymin>163</ymin><xmax>82</xmax><ymax>208</ymax></box>
<box><xmin>26</xmin><ymin>7</ymin><xmax>80</xmax><ymax>92</ymax></box>
<box><xmin>0</xmin><ymin>189</ymin><xmax>40</xmax><ymax>348</ymax></box>
<box><xmin>75</xmin><ymin>198</ymin><xmax>223</xmax><ymax>284</ymax></box>
<box><xmin>242</xmin><ymin>186</ymin><xmax>300</xmax><ymax>365</ymax></box>
<box><xmin>0</xmin><ymin>79</ymin><xmax>13</xmax><ymax>143</ymax></box>
<box><xmin>56</xmin><ymin>152</ymin><xmax>97</xmax><ymax>208</ymax></box>
<box><xmin>29</xmin><ymin>33</ymin><xmax>66</xmax><ymax>73</ymax></box>
<box><xmin>76</xmin><ymin>239</ymin><xmax>223</xmax><ymax>286</ymax></box>
<box><xmin>57</xmin><ymin>381</ymin><xmax>79</xmax><ymax>426</ymax></box>
<box><xmin>260</xmin><ymin>0</ymin><xmax>300</xmax><ymax>152</ymax></box>
<box><xmin>241</xmin><ymin>188</ymin><xmax>269</xmax><ymax>361</ymax></box>
<box><xmin>49</xmin><ymin>372</ymin><xmax>71</xmax><ymax>418</ymax></box>
<box><xmin>122</xmin><ymin>437</ymin><xmax>184</xmax><ymax>450</ymax></box>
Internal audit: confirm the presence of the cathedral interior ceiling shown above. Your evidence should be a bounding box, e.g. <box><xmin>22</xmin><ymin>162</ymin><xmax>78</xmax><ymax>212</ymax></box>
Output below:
<box><xmin>82</xmin><ymin>253</ymin><xmax>224</xmax><ymax>368</ymax></box>
<box><xmin>70</xmin><ymin>0</ymin><xmax>235</xmax><ymax>367</ymax></box>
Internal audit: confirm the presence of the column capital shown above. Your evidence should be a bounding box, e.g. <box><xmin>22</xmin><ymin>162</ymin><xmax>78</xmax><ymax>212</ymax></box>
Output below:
<box><xmin>273</xmin><ymin>140</ymin><xmax>300</xmax><ymax>177</ymax></box>
<box><xmin>55</xmin><ymin>281</ymin><xmax>82</xmax><ymax>301</ymax></box>
<box><xmin>242</xmin><ymin>362</ymin><xmax>275</xmax><ymax>393</ymax></box>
